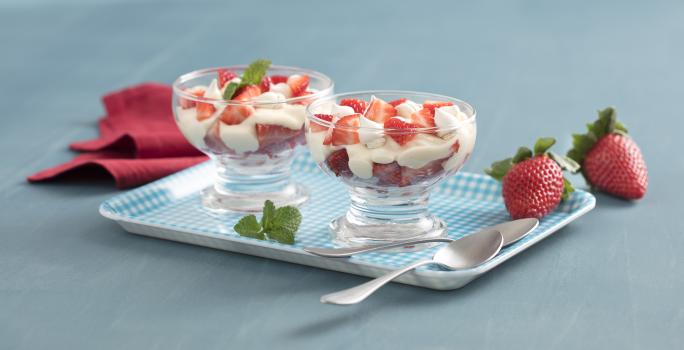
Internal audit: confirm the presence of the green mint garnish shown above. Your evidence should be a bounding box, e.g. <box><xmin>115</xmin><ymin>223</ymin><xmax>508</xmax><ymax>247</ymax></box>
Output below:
<box><xmin>233</xmin><ymin>200</ymin><xmax>302</xmax><ymax>245</ymax></box>
<box><xmin>222</xmin><ymin>59</ymin><xmax>272</xmax><ymax>100</ymax></box>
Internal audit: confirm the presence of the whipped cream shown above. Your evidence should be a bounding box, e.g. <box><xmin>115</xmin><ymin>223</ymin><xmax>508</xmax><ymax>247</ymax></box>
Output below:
<box><xmin>270</xmin><ymin>83</ymin><xmax>292</xmax><ymax>98</ymax></box>
<box><xmin>395</xmin><ymin>100</ymin><xmax>422</xmax><ymax>119</ymax></box>
<box><xmin>176</xmin><ymin>106</ymin><xmax>217</xmax><ymax>149</ymax></box>
<box><xmin>307</xmin><ymin>98</ymin><xmax>476</xmax><ymax>180</ymax></box>
<box><xmin>218</xmin><ymin>104</ymin><xmax>305</xmax><ymax>153</ymax></box>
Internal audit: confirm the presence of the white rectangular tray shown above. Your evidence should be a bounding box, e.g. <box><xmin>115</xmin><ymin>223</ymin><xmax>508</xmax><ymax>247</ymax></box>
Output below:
<box><xmin>100</xmin><ymin>154</ymin><xmax>595</xmax><ymax>290</ymax></box>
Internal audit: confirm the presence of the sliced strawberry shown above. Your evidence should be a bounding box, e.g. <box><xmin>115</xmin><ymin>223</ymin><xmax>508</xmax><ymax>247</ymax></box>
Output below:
<box><xmin>256</xmin><ymin>124</ymin><xmax>302</xmax><ymax>147</ymax></box>
<box><xmin>388</xmin><ymin>98</ymin><xmax>407</xmax><ymax>107</ymax></box>
<box><xmin>233</xmin><ymin>85</ymin><xmax>261</xmax><ymax>101</ymax></box>
<box><xmin>196</xmin><ymin>101</ymin><xmax>216</xmax><ymax>121</ymax></box>
<box><xmin>310</xmin><ymin>114</ymin><xmax>333</xmax><ymax>132</ymax></box>
<box><xmin>203</xmin><ymin>121</ymin><xmax>232</xmax><ymax>154</ymax></box>
<box><xmin>293</xmin><ymin>90</ymin><xmax>314</xmax><ymax>105</ymax></box>
<box><xmin>219</xmin><ymin>104</ymin><xmax>255</xmax><ymax>125</ymax></box>
<box><xmin>180</xmin><ymin>87</ymin><xmax>205</xmax><ymax>109</ymax></box>
<box><xmin>323</xmin><ymin>130</ymin><xmax>333</xmax><ymax>145</ymax></box>
<box><xmin>218</xmin><ymin>69</ymin><xmax>238</xmax><ymax>88</ymax></box>
<box><xmin>340</xmin><ymin>98</ymin><xmax>369</xmax><ymax>114</ymax></box>
<box><xmin>410</xmin><ymin>108</ymin><xmax>436</xmax><ymax>129</ymax></box>
<box><xmin>400</xmin><ymin>158</ymin><xmax>446</xmax><ymax>185</ymax></box>
<box><xmin>326</xmin><ymin>149</ymin><xmax>353</xmax><ymax>177</ymax></box>
<box><xmin>331</xmin><ymin>114</ymin><xmax>361</xmax><ymax>146</ymax></box>
<box><xmin>451</xmin><ymin>140</ymin><xmax>461</xmax><ymax>153</ymax></box>
<box><xmin>287</xmin><ymin>74</ymin><xmax>310</xmax><ymax>97</ymax></box>
<box><xmin>423</xmin><ymin>100</ymin><xmax>454</xmax><ymax>113</ymax></box>
<box><xmin>364</xmin><ymin>96</ymin><xmax>396</xmax><ymax>123</ymax></box>
<box><xmin>259</xmin><ymin>76</ymin><xmax>272</xmax><ymax>92</ymax></box>
<box><xmin>384</xmin><ymin>117</ymin><xmax>418</xmax><ymax>146</ymax></box>
<box><xmin>270</xmin><ymin>75</ymin><xmax>288</xmax><ymax>84</ymax></box>
<box><xmin>373</xmin><ymin>162</ymin><xmax>406</xmax><ymax>186</ymax></box>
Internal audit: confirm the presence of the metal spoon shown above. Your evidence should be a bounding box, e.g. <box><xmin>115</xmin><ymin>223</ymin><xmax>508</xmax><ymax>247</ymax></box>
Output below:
<box><xmin>305</xmin><ymin>218</ymin><xmax>538</xmax><ymax>258</ymax></box>
<box><xmin>320</xmin><ymin>229</ymin><xmax>504</xmax><ymax>305</ymax></box>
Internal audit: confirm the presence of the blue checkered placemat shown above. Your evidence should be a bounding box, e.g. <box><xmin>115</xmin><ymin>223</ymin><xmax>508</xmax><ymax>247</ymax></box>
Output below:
<box><xmin>100</xmin><ymin>152</ymin><xmax>596</xmax><ymax>273</ymax></box>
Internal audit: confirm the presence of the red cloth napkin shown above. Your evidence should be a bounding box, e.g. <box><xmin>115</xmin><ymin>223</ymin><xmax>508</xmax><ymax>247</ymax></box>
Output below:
<box><xmin>27</xmin><ymin>83</ymin><xmax>208</xmax><ymax>188</ymax></box>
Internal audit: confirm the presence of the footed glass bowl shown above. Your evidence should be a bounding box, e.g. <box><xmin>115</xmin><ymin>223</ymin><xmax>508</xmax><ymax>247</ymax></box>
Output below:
<box><xmin>305</xmin><ymin>91</ymin><xmax>476</xmax><ymax>247</ymax></box>
<box><xmin>172</xmin><ymin>65</ymin><xmax>334</xmax><ymax>213</ymax></box>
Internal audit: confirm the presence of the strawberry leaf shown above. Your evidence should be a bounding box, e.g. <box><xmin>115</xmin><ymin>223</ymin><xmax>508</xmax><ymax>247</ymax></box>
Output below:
<box><xmin>512</xmin><ymin>147</ymin><xmax>533</xmax><ymax>164</ymax></box>
<box><xmin>549</xmin><ymin>152</ymin><xmax>580</xmax><ymax>173</ymax></box>
<box><xmin>567</xmin><ymin>107</ymin><xmax>629</xmax><ymax>166</ymax></box>
<box><xmin>534</xmin><ymin>137</ymin><xmax>556</xmax><ymax>156</ymax></box>
<box><xmin>485</xmin><ymin>158</ymin><xmax>513</xmax><ymax>181</ymax></box>
<box><xmin>562</xmin><ymin>177</ymin><xmax>574</xmax><ymax>201</ymax></box>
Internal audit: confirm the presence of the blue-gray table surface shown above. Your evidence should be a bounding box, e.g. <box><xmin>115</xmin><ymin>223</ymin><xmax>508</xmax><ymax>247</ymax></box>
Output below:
<box><xmin>1</xmin><ymin>0</ymin><xmax>683</xmax><ymax>349</ymax></box>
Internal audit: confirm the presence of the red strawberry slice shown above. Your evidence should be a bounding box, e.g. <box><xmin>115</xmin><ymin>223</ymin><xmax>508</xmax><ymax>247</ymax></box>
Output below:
<box><xmin>270</xmin><ymin>75</ymin><xmax>288</xmax><ymax>84</ymax></box>
<box><xmin>196</xmin><ymin>101</ymin><xmax>216</xmax><ymax>121</ymax></box>
<box><xmin>451</xmin><ymin>140</ymin><xmax>461</xmax><ymax>153</ymax></box>
<box><xmin>233</xmin><ymin>85</ymin><xmax>261</xmax><ymax>101</ymax></box>
<box><xmin>203</xmin><ymin>121</ymin><xmax>233</xmax><ymax>154</ymax></box>
<box><xmin>388</xmin><ymin>98</ymin><xmax>407</xmax><ymax>107</ymax></box>
<box><xmin>384</xmin><ymin>117</ymin><xmax>418</xmax><ymax>146</ymax></box>
<box><xmin>180</xmin><ymin>87</ymin><xmax>205</xmax><ymax>109</ymax></box>
<box><xmin>259</xmin><ymin>76</ymin><xmax>272</xmax><ymax>92</ymax></box>
<box><xmin>372</xmin><ymin>162</ymin><xmax>407</xmax><ymax>186</ymax></box>
<box><xmin>255</xmin><ymin>124</ymin><xmax>302</xmax><ymax>147</ymax></box>
<box><xmin>287</xmin><ymin>74</ymin><xmax>310</xmax><ymax>97</ymax></box>
<box><xmin>326</xmin><ymin>149</ymin><xmax>353</xmax><ymax>177</ymax></box>
<box><xmin>400</xmin><ymin>158</ymin><xmax>446</xmax><ymax>185</ymax></box>
<box><xmin>364</xmin><ymin>96</ymin><xmax>396</xmax><ymax>124</ymax></box>
<box><xmin>331</xmin><ymin>114</ymin><xmax>361</xmax><ymax>146</ymax></box>
<box><xmin>293</xmin><ymin>90</ymin><xmax>314</xmax><ymax>105</ymax></box>
<box><xmin>340</xmin><ymin>98</ymin><xmax>369</xmax><ymax>114</ymax></box>
<box><xmin>219</xmin><ymin>104</ymin><xmax>255</xmax><ymax>125</ymax></box>
<box><xmin>218</xmin><ymin>69</ymin><xmax>238</xmax><ymax>88</ymax></box>
<box><xmin>310</xmin><ymin>114</ymin><xmax>333</xmax><ymax>132</ymax></box>
<box><xmin>410</xmin><ymin>108</ymin><xmax>436</xmax><ymax>129</ymax></box>
<box><xmin>423</xmin><ymin>100</ymin><xmax>454</xmax><ymax>113</ymax></box>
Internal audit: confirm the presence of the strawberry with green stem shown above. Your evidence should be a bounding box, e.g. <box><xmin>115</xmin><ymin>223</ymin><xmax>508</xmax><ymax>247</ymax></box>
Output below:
<box><xmin>567</xmin><ymin>107</ymin><xmax>648</xmax><ymax>200</ymax></box>
<box><xmin>486</xmin><ymin>138</ymin><xmax>579</xmax><ymax>219</ymax></box>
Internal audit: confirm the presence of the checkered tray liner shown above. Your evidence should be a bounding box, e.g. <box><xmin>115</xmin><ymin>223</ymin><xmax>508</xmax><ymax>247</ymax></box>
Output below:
<box><xmin>100</xmin><ymin>152</ymin><xmax>596</xmax><ymax>290</ymax></box>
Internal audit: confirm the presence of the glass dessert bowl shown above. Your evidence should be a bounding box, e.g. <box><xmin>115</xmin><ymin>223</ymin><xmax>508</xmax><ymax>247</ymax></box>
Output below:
<box><xmin>172</xmin><ymin>64</ymin><xmax>334</xmax><ymax>213</ymax></box>
<box><xmin>305</xmin><ymin>91</ymin><xmax>476</xmax><ymax>247</ymax></box>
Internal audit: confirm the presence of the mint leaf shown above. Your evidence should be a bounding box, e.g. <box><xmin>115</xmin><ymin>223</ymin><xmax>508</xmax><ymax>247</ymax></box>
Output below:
<box><xmin>261</xmin><ymin>200</ymin><xmax>276</xmax><ymax>230</ymax></box>
<box><xmin>562</xmin><ymin>177</ymin><xmax>574</xmax><ymax>201</ymax></box>
<box><xmin>270</xmin><ymin>206</ymin><xmax>302</xmax><ymax>235</ymax></box>
<box><xmin>222</xmin><ymin>59</ymin><xmax>272</xmax><ymax>100</ymax></box>
<box><xmin>485</xmin><ymin>158</ymin><xmax>513</xmax><ymax>181</ymax></box>
<box><xmin>533</xmin><ymin>137</ymin><xmax>556</xmax><ymax>156</ymax></box>
<box><xmin>222</xmin><ymin>81</ymin><xmax>240</xmax><ymax>100</ymax></box>
<box><xmin>234</xmin><ymin>215</ymin><xmax>264</xmax><ymax>240</ymax></box>
<box><xmin>267</xmin><ymin>228</ymin><xmax>295</xmax><ymax>245</ymax></box>
<box><xmin>241</xmin><ymin>59</ymin><xmax>271</xmax><ymax>86</ymax></box>
<box><xmin>512</xmin><ymin>147</ymin><xmax>533</xmax><ymax>164</ymax></box>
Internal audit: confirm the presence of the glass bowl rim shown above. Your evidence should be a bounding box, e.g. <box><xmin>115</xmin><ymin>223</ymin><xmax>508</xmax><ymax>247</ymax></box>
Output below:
<box><xmin>172</xmin><ymin>65</ymin><xmax>334</xmax><ymax>106</ymax></box>
<box><xmin>305</xmin><ymin>90</ymin><xmax>476</xmax><ymax>133</ymax></box>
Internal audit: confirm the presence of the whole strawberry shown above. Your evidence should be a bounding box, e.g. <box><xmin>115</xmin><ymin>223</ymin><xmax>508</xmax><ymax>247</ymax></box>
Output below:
<box><xmin>567</xmin><ymin>107</ymin><xmax>648</xmax><ymax>199</ymax></box>
<box><xmin>486</xmin><ymin>138</ymin><xmax>579</xmax><ymax>219</ymax></box>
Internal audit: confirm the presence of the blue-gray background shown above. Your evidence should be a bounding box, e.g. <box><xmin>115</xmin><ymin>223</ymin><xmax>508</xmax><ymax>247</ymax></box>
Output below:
<box><xmin>1</xmin><ymin>0</ymin><xmax>683</xmax><ymax>349</ymax></box>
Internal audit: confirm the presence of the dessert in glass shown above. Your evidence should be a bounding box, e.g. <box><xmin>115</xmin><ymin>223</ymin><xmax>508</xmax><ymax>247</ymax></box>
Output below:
<box><xmin>172</xmin><ymin>62</ymin><xmax>334</xmax><ymax>213</ymax></box>
<box><xmin>305</xmin><ymin>91</ymin><xmax>476</xmax><ymax>247</ymax></box>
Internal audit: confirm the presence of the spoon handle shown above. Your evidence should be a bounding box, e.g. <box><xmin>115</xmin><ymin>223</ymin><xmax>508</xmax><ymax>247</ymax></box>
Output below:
<box><xmin>320</xmin><ymin>259</ymin><xmax>434</xmax><ymax>305</ymax></box>
<box><xmin>304</xmin><ymin>237</ymin><xmax>454</xmax><ymax>258</ymax></box>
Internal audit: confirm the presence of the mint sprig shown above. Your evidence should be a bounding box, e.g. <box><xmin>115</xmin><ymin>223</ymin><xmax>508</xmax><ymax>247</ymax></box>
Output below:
<box><xmin>222</xmin><ymin>59</ymin><xmax>272</xmax><ymax>100</ymax></box>
<box><xmin>233</xmin><ymin>200</ymin><xmax>302</xmax><ymax>244</ymax></box>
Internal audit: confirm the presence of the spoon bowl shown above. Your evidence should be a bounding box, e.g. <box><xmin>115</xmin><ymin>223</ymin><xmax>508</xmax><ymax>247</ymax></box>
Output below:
<box><xmin>320</xmin><ymin>229</ymin><xmax>504</xmax><ymax>305</ymax></box>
